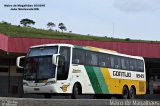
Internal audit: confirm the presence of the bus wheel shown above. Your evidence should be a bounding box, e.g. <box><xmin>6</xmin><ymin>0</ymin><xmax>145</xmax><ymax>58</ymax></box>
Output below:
<box><xmin>72</xmin><ymin>84</ymin><xmax>81</xmax><ymax>99</ymax></box>
<box><xmin>129</xmin><ymin>86</ymin><xmax>136</xmax><ymax>99</ymax></box>
<box><xmin>122</xmin><ymin>86</ymin><xmax>129</xmax><ymax>99</ymax></box>
<box><xmin>44</xmin><ymin>94</ymin><xmax>52</xmax><ymax>98</ymax></box>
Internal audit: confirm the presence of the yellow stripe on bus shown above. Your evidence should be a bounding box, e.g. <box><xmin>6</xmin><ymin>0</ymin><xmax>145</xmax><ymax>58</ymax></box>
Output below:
<box><xmin>86</xmin><ymin>46</ymin><xmax>117</xmax><ymax>53</ymax></box>
<box><xmin>100</xmin><ymin>67</ymin><xmax>146</xmax><ymax>95</ymax></box>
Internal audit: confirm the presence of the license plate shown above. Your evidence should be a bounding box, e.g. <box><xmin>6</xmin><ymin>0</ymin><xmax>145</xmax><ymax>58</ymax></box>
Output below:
<box><xmin>34</xmin><ymin>88</ymin><xmax>40</xmax><ymax>91</ymax></box>
<box><xmin>28</xmin><ymin>81</ymin><xmax>34</xmax><ymax>83</ymax></box>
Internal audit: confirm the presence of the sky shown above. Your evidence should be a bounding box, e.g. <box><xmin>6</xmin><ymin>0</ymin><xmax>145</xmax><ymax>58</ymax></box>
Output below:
<box><xmin>0</xmin><ymin>0</ymin><xmax>160</xmax><ymax>41</ymax></box>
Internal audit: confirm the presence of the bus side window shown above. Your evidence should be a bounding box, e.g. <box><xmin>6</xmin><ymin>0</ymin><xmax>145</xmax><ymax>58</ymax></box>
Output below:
<box><xmin>98</xmin><ymin>53</ymin><xmax>110</xmax><ymax>68</ymax></box>
<box><xmin>125</xmin><ymin>58</ymin><xmax>129</xmax><ymax>70</ymax></box>
<box><xmin>110</xmin><ymin>55</ymin><xmax>115</xmax><ymax>68</ymax></box>
<box><xmin>73</xmin><ymin>59</ymin><xmax>80</xmax><ymax>64</ymax></box>
<box><xmin>121</xmin><ymin>57</ymin><xmax>129</xmax><ymax>70</ymax></box>
<box><xmin>85</xmin><ymin>51</ymin><xmax>98</xmax><ymax>66</ymax></box>
<box><xmin>129</xmin><ymin>58</ymin><xmax>136</xmax><ymax>71</ymax></box>
<box><xmin>90</xmin><ymin>53</ymin><xmax>98</xmax><ymax>66</ymax></box>
<box><xmin>72</xmin><ymin>48</ymin><xmax>85</xmax><ymax>65</ymax></box>
<box><xmin>137</xmin><ymin>60</ymin><xmax>144</xmax><ymax>72</ymax></box>
<box><xmin>99</xmin><ymin>62</ymin><xmax>106</xmax><ymax>67</ymax></box>
<box><xmin>121</xmin><ymin>57</ymin><xmax>127</xmax><ymax>70</ymax></box>
<box><xmin>85</xmin><ymin>51</ymin><xmax>92</xmax><ymax>65</ymax></box>
<box><xmin>117</xmin><ymin>56</ymin><xmax>121</xmax><ymax>69</ymax></box>
<box><xmin>113</xmin><ymin>56</ymin><xmax>121</xmax><ymax>69</ymax></box>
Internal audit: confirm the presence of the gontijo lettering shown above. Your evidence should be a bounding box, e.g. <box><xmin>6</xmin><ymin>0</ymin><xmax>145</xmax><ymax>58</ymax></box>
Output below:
<box><xmin>113</xmin><ymin>71</ymin><xmax>131</xmax><ymax>77</ymax></box>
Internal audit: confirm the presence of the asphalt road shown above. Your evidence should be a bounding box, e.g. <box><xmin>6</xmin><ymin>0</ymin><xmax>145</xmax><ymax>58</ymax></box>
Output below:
<box><xmin>22</xmin><ymin>94</ymin><xmax>160</xmax><ymax>99</ymax></box>
<box><xmin>1</xmin><ymin>94</ymin><xmax>160</xmax><ymax>106</ymax></box>
<box><xmin>0</xmin><ymin>97</ymin><xmax>160</xmax><ymax>106</ymax></box>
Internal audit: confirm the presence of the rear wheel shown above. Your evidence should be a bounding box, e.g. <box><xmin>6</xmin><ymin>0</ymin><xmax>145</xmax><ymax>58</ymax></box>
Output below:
<box><xmin>122</xmin><ymin>86</ymin><xmax>129</xmax><ymax>99</ymax></box>
<box><xmin>72</xmin><ymin>84</ymin><xmax>81</xmax><ymax>99</ymax></box>
<box><xmin>129</xmin><ymin>87</ymin><xmax>136</xmax><ymax>99</ymax></box>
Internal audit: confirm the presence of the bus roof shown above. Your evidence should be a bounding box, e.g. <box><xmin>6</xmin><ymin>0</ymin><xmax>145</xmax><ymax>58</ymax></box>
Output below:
<box><xmin>30</xmin><ymin>43</ymin><xmax>143</xmax><ymax>60</ymax></box>
<box><xmin>30</xmin><ymin>43</ymin><xmax>74</xmax><ymax>48</ymax></box>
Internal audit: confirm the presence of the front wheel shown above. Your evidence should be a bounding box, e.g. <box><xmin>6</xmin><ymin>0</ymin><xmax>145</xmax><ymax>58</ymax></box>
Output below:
<box><xmin>72</xmin><ymin>84</ymin><xmax>81</xmax><ymax>99</ymax></box>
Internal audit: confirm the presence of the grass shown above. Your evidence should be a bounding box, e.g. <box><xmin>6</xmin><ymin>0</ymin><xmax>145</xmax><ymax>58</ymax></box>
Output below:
<box><xmin>0</xmin><ymin>22</ymin><xmax>159</xmax><ymax>43</ymax></box>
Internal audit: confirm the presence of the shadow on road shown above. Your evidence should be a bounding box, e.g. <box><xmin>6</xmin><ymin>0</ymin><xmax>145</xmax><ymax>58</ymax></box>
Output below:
<box><xmin>22</xmin><ymin>94</ymin><xmax>160</xmax><ymax>99</ymax></box>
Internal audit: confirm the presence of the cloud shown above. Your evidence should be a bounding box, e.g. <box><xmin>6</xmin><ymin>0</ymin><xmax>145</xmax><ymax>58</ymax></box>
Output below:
<box><xmin>114</xmin><ymin>0</ymin><xmax>160</xmax><ymax>13</ymax></box>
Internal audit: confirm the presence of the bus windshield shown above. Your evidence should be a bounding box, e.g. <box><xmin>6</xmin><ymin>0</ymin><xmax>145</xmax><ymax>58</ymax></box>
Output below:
<box><xmin>24</xmin><ymin>46</ymin><xmax>58</xmax><ymax>80</ymax></box>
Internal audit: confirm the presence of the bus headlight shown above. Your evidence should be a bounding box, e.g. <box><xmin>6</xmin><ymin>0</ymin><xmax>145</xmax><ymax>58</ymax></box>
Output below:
<box><xmin>46</xmin><ymin>81</ymin><xmax>55</xmax><ymax>85</ymax></box>
<box><xmin>23</xmin><ymin>82</ymin><xmax>28</xmax><ymax>86</ymax></box>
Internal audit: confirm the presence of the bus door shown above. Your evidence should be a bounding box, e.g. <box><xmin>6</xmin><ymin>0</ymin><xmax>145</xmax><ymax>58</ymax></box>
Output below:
<box><xmin>71</xmin><ymin>48</ymin><xmax>84</xmax><ymax>83</ymax></box>
<box><xmin>56</xmin><ymin>46</ymin><xmax>71</xmax><ymax>93</ymax></box>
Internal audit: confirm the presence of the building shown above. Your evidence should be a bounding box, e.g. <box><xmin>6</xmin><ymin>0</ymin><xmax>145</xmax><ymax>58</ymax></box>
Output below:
<box><xmin>0</xmin><ymin>33</ymin><xmax>160</xmax><ymax>97</ymax></box>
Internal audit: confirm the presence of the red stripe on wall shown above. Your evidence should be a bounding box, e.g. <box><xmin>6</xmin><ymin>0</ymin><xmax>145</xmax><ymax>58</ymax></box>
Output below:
<box><xmin>0</xmin><ymin>34</ymin><xmax>160</xmax><ymax>58</ymax></box>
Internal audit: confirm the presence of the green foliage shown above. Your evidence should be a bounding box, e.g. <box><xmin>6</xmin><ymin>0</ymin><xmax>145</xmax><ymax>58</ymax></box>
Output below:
<box><xmin>20</xmin><ymin>18</ymin><xmax>35</xmax><ymax>27</ymax></box>
<box><xmin>47</xmin><ymin>22</ymin><xmax>56</xmax><ymax>30</ymax></box>
<box><xmin>0</xmin><ymin>23</ymin><xmax>159</xmax><ymax>43</ymax></box>
<box><xmin>58</xmin><ymin>23</ymin><xmax>67</xmax><ymax>32</ymax></box>
<box><xmin>1</xmin><ymin>21</ymin><xmax>11</xmax><ymax>25</ymax></box>
<box><xmin>125</xmin><ymin>38</ymin><xmax>131</xmax><ymax>41</ymax></box>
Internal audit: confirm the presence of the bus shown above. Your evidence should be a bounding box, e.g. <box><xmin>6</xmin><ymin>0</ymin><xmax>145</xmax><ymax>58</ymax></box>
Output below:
<box><xmin>17</xmin><ymin>44</ymin><xmax>146</xmax><ymax>99</ymax></box>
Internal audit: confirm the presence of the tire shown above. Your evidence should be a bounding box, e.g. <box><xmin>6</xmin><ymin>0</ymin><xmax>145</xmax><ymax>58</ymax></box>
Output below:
<box><xmin>122</xmin><ymin>86</ymin><xmax>129</xmax><ymax>99</ymax></box>
<box><xmin>72</xmin><ymin>84</ymin><xmax>81</xmax><ymax>99</ymax></box>
<box><xmin>129</xmin><ymin>87</ymin><xmax>136</xmax><ymax>99</ymax></box>
<box><xmin>44</xmin><ymin>94</ymin><xmax>52</xmax><ymax>98</ymax></box>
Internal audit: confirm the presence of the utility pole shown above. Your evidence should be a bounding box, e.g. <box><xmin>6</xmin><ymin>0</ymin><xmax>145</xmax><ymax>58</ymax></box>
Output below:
<box><xmin>112</xmin><ymin>23</ymin><xmax>115</xmax><ymax>37</ymax></box>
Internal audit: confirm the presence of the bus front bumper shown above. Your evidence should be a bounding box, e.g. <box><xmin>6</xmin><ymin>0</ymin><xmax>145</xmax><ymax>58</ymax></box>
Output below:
<box><xmin>23</xmin><ymin>84</ymin><xmax>58</xmax><ymax>94</ymax></box>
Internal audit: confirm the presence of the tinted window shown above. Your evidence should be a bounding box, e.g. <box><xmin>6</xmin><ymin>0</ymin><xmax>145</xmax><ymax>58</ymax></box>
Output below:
<box><xmin>110</xmin><ymin>55</ymin><xmax>114</xmax><ymax>68</ymax></box>
<box><xmin>136</xmin><ymin>60</ymin><xmax>144</xmax><ymax>72</ymax></box>
<box><xmin>110</xmin><ymin>55</ymin><xmax>121</xmax><ymax>69</ymax></box>
<box><xmin>98</xmin><ymin>53</ymin><xmax>111</xmax><ymax>67</ymax></box>
<box><xmin>28</xmin><ymin>46</ymin><xmax>58</xmax><ymax>57</ymax></box>
<box><xmin>72</xmin><ymin>48</ymin><xmax>145</xmax><ymax>72</ymax></box>
<box><xmin>121</xmin><ymin>57</ymin><xmax>129</xmax><ymax>70</ymax></box>
<box><xmin>129</xmin><ymin>58</ymin><xmax>136</xmax><ymax>71</ymax></box>
<box><xmin>72</xmin><ymin>49</ymin><xmax>85</xmax><ymax>65</ymax></box>
<box><xmin>114</xmin><ymin>56</ymin><xmax>121</xmax><ymax>69</ymax></box>
<box><xmin>85</xmin><ymin>51</ymin><xmax>98</xmax><ymax>66</ymax></box>
<box><xmin>57</xmin><ymin>47</ymin><xmax>70</xmax><ymax>80</ymax></box>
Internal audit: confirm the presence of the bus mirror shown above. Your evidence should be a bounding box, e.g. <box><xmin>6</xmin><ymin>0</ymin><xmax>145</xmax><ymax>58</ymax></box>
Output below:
<box><xmin>52</xmin><ymin>54</ymin><xmax>60</xmax><ymax>66</ymax></box>
<box><xmin>16</xmin><ymin>56</ymin><xmax>25</xmax><ymax>68</ymax></box>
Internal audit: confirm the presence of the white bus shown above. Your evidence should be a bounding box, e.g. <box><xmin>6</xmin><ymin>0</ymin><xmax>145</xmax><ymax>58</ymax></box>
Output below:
<box><xmin>17</xmin><ymin>44</ymin><xmax>146</xmax><ymax>99</ymax></box>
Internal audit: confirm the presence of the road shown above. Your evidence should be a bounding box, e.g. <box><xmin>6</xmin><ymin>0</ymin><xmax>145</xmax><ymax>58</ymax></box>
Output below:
<box><xmin>0</xmin><ymin>94</ymin><xmax>160</xmax><ymax>106</ymax></box>
<box><xmin>0</xmin><ymin>97</ymin><xmax>160</xmax><ymax>106</ymax></box>
<box><xmin>22</xmin><ymin>94</ymin><xmax>160</xmax><ymax>99</ymax></box>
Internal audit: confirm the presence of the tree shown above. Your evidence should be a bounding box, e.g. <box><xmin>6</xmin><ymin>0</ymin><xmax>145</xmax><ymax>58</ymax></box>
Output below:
<box><xmin>47</xmin><ymin>22</ymin><xmax>55</xmax><ymax>30</ymax></box>
<box><xmin>20</xmin><ymin>18</ymin><xmax>35</xmax><ymax>27</ymax></box>
<box><xmin>125</xmin><ymin>38</ymin><xmax>131</xmax><ymax>41</ymax></box>
<box><xmin>58</xmin><ymin>23</ymin><xmax>67</xmax><ymax>32</ymax></box>
<box><xmin>1</xmin><ymin>21</ymin><xmax>11</xmax><ymax>25</ymax></box>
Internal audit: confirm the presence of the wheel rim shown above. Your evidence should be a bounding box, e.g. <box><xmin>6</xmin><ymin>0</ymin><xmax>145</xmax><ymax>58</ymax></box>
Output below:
<box><xmin>75</xmin><ymin>86</ymin><xmax>79</xmax><ymax>96</ymax></box>
<box><xmin>73</xmin><ymin>84</ymin><xmax>80</xmax><ymax>99</ymax></box>
<box><xmin>130</xmin><ymin>88</ymin><xmax>135</xmax><ymax>99</ymax></box>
